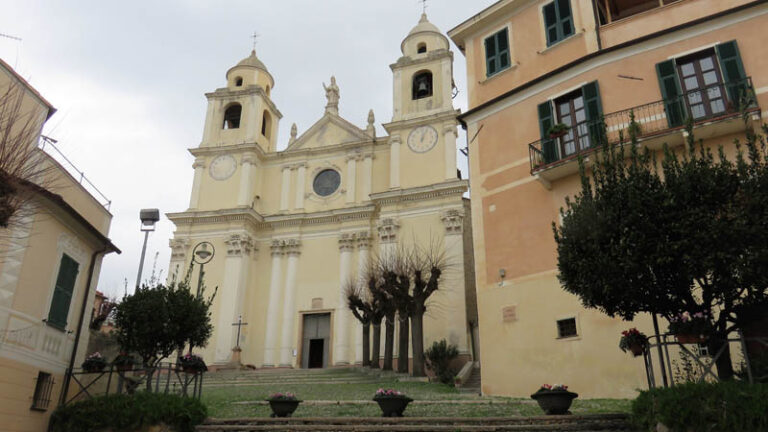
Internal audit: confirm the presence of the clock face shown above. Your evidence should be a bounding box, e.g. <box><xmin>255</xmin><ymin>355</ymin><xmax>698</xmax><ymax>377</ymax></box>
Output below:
<box><xmin>407</xmin><ymin>125</ymin><xmax>438</xmax><ymax>153</ymax></box>
<box><xmin>209</xmin><ymin>155</ymin><xmax>237</xmax><ymax>181</ymax></box>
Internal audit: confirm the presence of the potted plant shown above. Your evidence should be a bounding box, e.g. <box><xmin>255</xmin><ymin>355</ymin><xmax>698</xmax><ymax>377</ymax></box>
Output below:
<box><xmin>266</xmin><ymin>392</ymin><xmax>301</xmax><ymax>418</ymax></box>
<box><xmin>547</xmin><ymin>123</ymin><xmax>569</xmax><ymax>138</ymax></box>
<box><xmin>619</xmin><ymin>328</ymin><xmax>649</xmax><ymax>357</ymax></box>
<box><xmin>373</xmin><ymin>388</ymin><xmax>413</xmax><ymax>417</ymax></box>
<box><xmin>668</xmin><ymin>311</ymin><xmax>711</xmax><ymax>344</ymax></box>
<box><xmin>178</xmin><ymin>353</ymin><xmax>207</xmax><ymax>374</ymax></box>
<box><xmin>530</xmin><ymin>384</ymin><xmax>578</xmax><ymax>415</ymax></box>
<box><xmin>112</xmin><ymin>352</ymin><xmax>135</xmax><ymax>372</ymax></box>
<box><xmin>81</xmin><ymin>352</ymin><xmax>107</xmax><ymax>373</ymax></box>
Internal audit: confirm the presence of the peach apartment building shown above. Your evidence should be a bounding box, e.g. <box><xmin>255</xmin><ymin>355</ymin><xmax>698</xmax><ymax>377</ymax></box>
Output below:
<box><xmin>448</xmin><ymin>0</ymin><xmax>767</xmax><ymax>398</ymax></box>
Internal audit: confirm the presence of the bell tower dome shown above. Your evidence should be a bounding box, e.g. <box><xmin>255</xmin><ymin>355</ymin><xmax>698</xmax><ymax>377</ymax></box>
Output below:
<box><xmin>200</xmin><ymin>50</ymin><xmax>282</xmax><ymax>152</ymax></box>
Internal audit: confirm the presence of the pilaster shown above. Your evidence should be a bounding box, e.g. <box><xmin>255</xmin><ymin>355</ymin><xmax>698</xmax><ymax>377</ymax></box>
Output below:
<box><xmin>215</xmin><ymin>233</ymin><xmax>254</xmax><ymax>363</ymax></box>
<box><xmin>389</xmin><ymin>135</ymin><xmax>401</xmax><ymax>189</ymax></box>
<box><xmin>294</xmin><ymin>163</ymin><xmax>307</xmax><ymax>209</ymax></box>
<box><xmin>346</xmin><ymin>157</ymin><xmax>357</xmax><ymax>204</ymax></box>
<box><xmin>189</xmin><ymin>158</ymin><xmax>206</xmax><ymax>209</ymax></box>
<box><xmin>334</xmin><ymin>233</ymin><xmax>356</xmax><ymax>365</ymax></box>
<box><xmin>354</xmin><ymin>231</ymin><xmax>372</xmax><ymax>365</ymax></box>
<box><xmin>237</xmin><ymin>153</ymin><xmax>257</xmax><ymax>207</ymax></box>
<box><xmin>279</xmin><ymin>239</ymin><xmax>302</xmax><ymax>366</ymax></box>
<box><xmin>263</xmin><ymin>240</ymin><xmax>285</xmax><ymax>367</ymax></box>
<box><xmin>280</xmin><ymin>166</ymin><xmax>292</xmax><ymax>211</ymax></box>
<box><xmin>443</xmin><ymin>124</ymin><xmax>458</xmax><ymax>180</ymax></box>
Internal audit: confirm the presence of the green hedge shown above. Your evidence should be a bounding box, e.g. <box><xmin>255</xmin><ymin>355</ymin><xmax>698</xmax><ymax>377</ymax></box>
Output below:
<box><xmin>50</xmin><ymin>392</ymin><xmax>207</xmax><ymax>432</ymax></box>
<box><xmin>632</xmin><ymin>381</ymin><xmax>768</xmax><ymax>432</ymax></box>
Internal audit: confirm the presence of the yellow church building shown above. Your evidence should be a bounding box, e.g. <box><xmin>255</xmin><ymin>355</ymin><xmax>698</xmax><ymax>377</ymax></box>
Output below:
<box><xmin>167</xmin><ymin>14</ymin><xmax>477</xmax><ymax>370</ymax></box>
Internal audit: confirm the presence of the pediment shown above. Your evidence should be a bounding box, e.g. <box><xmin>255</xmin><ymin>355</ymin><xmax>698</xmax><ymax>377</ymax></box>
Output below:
<box><xmin>285</xmin><ymin>113</ymin><xmax>372</xmax><ymax>151</ymax></box>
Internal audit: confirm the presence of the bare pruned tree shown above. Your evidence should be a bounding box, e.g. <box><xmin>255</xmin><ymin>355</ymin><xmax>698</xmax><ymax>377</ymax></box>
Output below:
<box><xmin>377</xmin><ymin>246</ymin><xmax>413</xmax><ymax>374</ymax></box>
<box><xmin>345</xmin><ymin>277</ymin><xmax>373</xmax><ymax>367</ymax></box>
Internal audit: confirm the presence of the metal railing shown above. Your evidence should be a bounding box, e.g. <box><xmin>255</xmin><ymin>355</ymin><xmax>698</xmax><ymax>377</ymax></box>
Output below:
<box><xmin>63</xmin><ymin>362</ymin><xmax>204</xmax><ymax>405</ymax></box>
<box><xmin>38</xmin><ymin>135</ymin><xmax>112</xmax><ymax>210</ymax></box>
<box><xmin>529</xmin><ymin>77</ymin><xmax>757</xmax><ymax>173</ymax></box>
<box><xmin>641</xmin><ymin>332</ymin><xmax>767</xmax><ymax>390</ymax></box>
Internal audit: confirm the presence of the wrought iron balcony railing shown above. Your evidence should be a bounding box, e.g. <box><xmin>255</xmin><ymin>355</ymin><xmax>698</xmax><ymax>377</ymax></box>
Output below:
<box><xmin>529</xmin><ymin>77</ymin><xmax>757</xmax><ymax>174</ymax></box>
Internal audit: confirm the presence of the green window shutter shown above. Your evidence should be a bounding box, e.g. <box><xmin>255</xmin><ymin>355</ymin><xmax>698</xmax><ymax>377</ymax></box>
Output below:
<box><xmin>47</xmin><ymin>254</ymin><xmax>79</xmax><ymax>329</ymax></box>
<box><xmin>485</xmin><ymin>36</ymin><xmax>497</xmax><ymax>76</ymax></box>
<box><xmin>496</xmin><ymin>30</ymin><xmax>510</xmax><ymax>72</ymax></box>
<box><xmin>581</xmin><ymin>81</ymin><xmax>604</xmax><ymax>146</ymax></box>
<box><xmin>543</xmin><ymin>3</ymin><xmax>558</xmax><ymax>46</ymax></box>
<box><xmin>485</xmin><ymin>30</ymin><xmax>511</xmax><ymax>77</ymax></box>
<box><xmin>544</xmin><ymin>0</ymin><xmax>573</xmax><ymax>47</ymax></box>
<box><xmin>656</xmin><ymin>59</ymin><xmax>685</xmax><ymax>127</ymax></box>
<box><xmin>556</xmin><ymin>0</ymin><xmax>574</xmax><ymax>40</ymax></box>
<box><xmin>538</xmin><ymin>101</ymin><xmax>558</xmax><ymax>163</ymax></box>
<box><xmin>716</xmin><ymin>41</ymin><xmax>749</xmax><ymax>108</ymax></box>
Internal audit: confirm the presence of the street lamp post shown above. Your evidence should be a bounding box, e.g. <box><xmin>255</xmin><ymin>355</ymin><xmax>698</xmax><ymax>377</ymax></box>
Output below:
<box><xmin>135</xmin><ymin>209</ymin><xmax>160</xmax><ymax>291</ymax></box>
<box><xmin>192</xmin><ymin>241</ymin><xmax>215</xmax><ymax>298</ymax></box>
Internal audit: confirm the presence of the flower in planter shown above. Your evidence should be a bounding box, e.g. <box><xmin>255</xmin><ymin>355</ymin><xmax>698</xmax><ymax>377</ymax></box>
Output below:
<box><xmin>619</xmin><ymin>328</ymin><xmax>649</xmax><ymax>356</ymax></box>
<box><xmin>268</xmin><ymin>392</ymin><xmax>298</xmax><ymax>401</ymax></box>
<box><xmin>547</xmin><ymin>123</ymin><xmax>569</xmax><ymax>137</ymax></box>
<box><xmin>535</xmin><ymin>383</ymin><xmax>569</xmax><ymax>393</ymax></box>
<box><xmin>668</xmin><ymin>311</ymin><xmax>711</xmax><ymax>339</ymax></box>
<box><xmin>373</xmin><ymin>389</ymin><xmax>413</xmax><ymax>417</ymax></box>
<box><xmin>531</xmin><ymin>384</ymin><xmax>578</xmax><ymax>415</ymax></box>
<box><xmin>178</xmin><ymin>353</ymin><xmax>207</xmax><ymax>373</ymax></box>
<box><xmin>81</xmin><ymin>352</ymin><xmax>107</xmax><ymax>372</ymax></box>
<box><xmin>374</xmin><ymin>388</ymin><xmax>407</xmax><ymax>398</ymax></box>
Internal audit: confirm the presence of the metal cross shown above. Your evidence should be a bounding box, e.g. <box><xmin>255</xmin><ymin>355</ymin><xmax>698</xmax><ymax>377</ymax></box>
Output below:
<box><xmin>419</xmin><ymin>0</ymin><xmax>428</xmax><ymax>13</ymax></box>
<box><xmin>232</xmin><ymin>315</ymin><xmax>248</xmax><ymax>348</ymax></box>
<box><xmin>251</xmin><ymin>32</ymin><xmax>260</xmax><ymax>51</ymax></box>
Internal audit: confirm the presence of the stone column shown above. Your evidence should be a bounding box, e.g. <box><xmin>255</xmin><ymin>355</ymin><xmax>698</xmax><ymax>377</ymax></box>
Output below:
<box><xmin>279</xmin><ymin>239</ymin><xmax>302</xmax><ymax>367</ymax></box>
<box><xmin>440</xmin><ymin>209</ymin><xmax>469</xmax><ymax>353</ymax></box>
<box><xmin>294</xmin><ymin>164</ymin><xmax>307</xmax><ymax>209</ymax></box>
<box><xmin>237</xmin><ymin>153</ymin><xmax>256</xmax><ymax>207</ymax></box>
<box><xmin>444</xmin><ymin>124</ymin><xmax>458</xmax><ymax>180</ymax></box>
<box><xmin>346</xmin><ymin>157</ymin><xmax>357</xmax><ymax>204</ymax></box>
<box><xmin>262</xmin><ymin>240</ymin><xmax>284</xmax><ymax>367</ymax></box>
<box><xmin>189</xmin><ymin>158</ymin><xmax>205</xmax><ymax>209</ymax></box>
<box><xmin>214</xmin><ymin>234</ymin><xmax>254</xmax><ymax>363</ymax></box>
<box><xmin>354</xmin><ymin>232</ymin><xmax>371</xmax><ymax>365</ymax></box>
<box><xmin>362</xmin><ymin>154</ymin><xmax>373</xmax><ymax>201</ymax></box>
<box><xmin>167</xmin><ymin>238</ymin><xmax>190</xmax><ymax>283</ymax></box>
<box><xmin>389</xmin><ymin>136</ymin><xmax>401</xmax><ymax>189</ymax></box>
<box><xmin>280</xmin><ymin>166</ymin><xmax>291</xmax><ymax>211</ymax></box>
<box><xmin>334</xmin><ymin>233</ymin><xmax>355</xmax><ymax>365</ymax></box>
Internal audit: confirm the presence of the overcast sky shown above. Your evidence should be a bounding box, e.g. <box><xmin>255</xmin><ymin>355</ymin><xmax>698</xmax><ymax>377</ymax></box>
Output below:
<box><xmin>0</xmin><ymin>0</ymin><xmax>496</xmax><ymax>299</ymax></box>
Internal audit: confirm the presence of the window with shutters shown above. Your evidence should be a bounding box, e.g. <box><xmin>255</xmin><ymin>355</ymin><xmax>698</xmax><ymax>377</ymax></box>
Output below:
<box><xmin>484</xmin><ymin>29</ymin><xmax>510</xmax><ymax>77</ymax></box>
<box><xmin>47</xmin><ymin>254</ymin><xmax>79</xmax><ymax>331</ymax></box>
<box><xmin>595</xmin><ymin>0</ymin><xmax>681</xmax><ymax>25</ymax></box>
<box><xmin>543</xmin><ymin>0</ymin><xmax>574</xmax><ymax>47</ymax></box>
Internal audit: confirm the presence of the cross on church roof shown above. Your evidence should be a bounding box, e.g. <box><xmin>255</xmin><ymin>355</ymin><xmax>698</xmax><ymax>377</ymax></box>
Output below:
<box><xmin>419</xmin><ymin>0</ymin><xmax>428</xmax><ymax>13</ymax></box>
<box><xmin>251</xmin><ymin>31</ymin><xmax>260</xmax><ymax>51</ymax></box>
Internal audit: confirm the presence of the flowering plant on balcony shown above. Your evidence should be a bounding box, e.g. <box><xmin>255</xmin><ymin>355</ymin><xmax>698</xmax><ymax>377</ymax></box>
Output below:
<box><xmin>268</xmin><ymin>392</ymin><xmax>298</xmax><ymax>401</ymax></box>
<box><xmin>81</xmin><ymin>352</ymin><xmax>107</xmax><ymax>372</ymax></box>
<box><xmin>619</xmin><ymin>328</ymin><xmax>649</xmax><ymax>356</ymax></box>
<box><xmin>668</xmin><ymin>312</ymin><xmax>711</xmax><ymax>341</ymax></box>
<box><xmin>547</xmin><ymin>123</ymin><xmax>569</xmax><ymax>138</ymax></box>
<box><xmin>178</xmin><ymin>353</ymin><xmax>207</xmax><ymax>373</ymax></box>
<box><xmin>374</xmin><ymin>388</ymin><xmax>408</xmax><ymax>399</ymax></box>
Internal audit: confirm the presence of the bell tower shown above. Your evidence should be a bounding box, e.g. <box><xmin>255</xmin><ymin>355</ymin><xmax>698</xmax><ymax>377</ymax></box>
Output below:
<box><xmin>384</xmin><ymin>13</ymin><xmax>459</xmax><ymax>189</ymax></box>
<box><xmin>200</xmin><ymin>50</ymin><xmax>282</xmax><ymax>152</ymax></box>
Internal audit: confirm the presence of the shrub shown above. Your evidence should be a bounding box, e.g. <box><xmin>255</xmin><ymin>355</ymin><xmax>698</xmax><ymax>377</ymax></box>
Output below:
<box><xmin>49</xmin><ymin>392</ymin><xmax>207</xmax><ymax>432</ymax></box>
<box><xmin>631</xmin><ymin>381</ymin><xmax>768</xmax><ymax>432</ymax></box>
<box><xmin>424</xmin><ymin>339</ymin><xmax>459</xmax><ymax>384</ymax></box>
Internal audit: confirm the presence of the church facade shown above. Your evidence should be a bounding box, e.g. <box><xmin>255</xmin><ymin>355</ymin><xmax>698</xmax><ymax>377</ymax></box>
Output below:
<box><xmin>167</xmin><ymin>15</ymin><xmax>477</xmax><ymax>370</ymax></box>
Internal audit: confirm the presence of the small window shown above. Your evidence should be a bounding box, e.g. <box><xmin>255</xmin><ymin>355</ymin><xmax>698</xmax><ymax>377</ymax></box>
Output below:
<box><xmin>223</xmin><ymin>104</ymin><xmax>242</xmax><ymax>129</ymax></box>
<box><xmin>417</xmin><ymin>43</ymin><xmax>427</xmax><ymax>53</ymax></box>
<box><xmin>261</xmin><ymin>110</ymin><xmax>272</xmax><ymax>138</ymax></box>
<box><xmin>484</xmin><ymin>29</ymin><xmax>511</xmax><ymax>77</ymax></box>
<box><xmin>313</xmin><ymin>169</ymin><xmax>341</xmax><ymax>197</ymax></box>
<box><xmin>30</xmin><ymin>372</ymin><xmax>54</xmax><ymax>411</ymax></box>
<box><xmin>597</xmin><ymin>0</ymin><xmax>681</xmax><ymax>25</ymax></box>
<box><xmin>556</xmin><ymin>318</ymin><xmax>578</xmax><ymax>338</ymax></box>
<box><xmin>235</xmin><ymin>77</ymin><xmax>243</xmax><ymax>87</ymax></box>
<box><xmin>47</xmin><ymin>254</ymin><xmax>79</xmax><ymax>330</ymax></box>
<box><xmin>412</xmin><ymin>71</ymin><xmax>433</xmax><ymax>100</ymax></box>
<box><xmin>543</xmin><ymin>0</ymin><xmax>574</xmax><ymax>47</ymax></box>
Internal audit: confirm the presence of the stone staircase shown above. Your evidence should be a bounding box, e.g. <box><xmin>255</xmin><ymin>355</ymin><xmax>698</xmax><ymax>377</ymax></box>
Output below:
<box><xmin>459</xmin><ymin>366</ymin><xmax>482</xmax><ymax>394</ymax></box>
<box><xmin>204</xmin><ymin>368</ymin><xmax>386</xmax><ymax>387</ymax></box>
<box><xmin>196</xmin><ymin>414</ymin><xmax>635</xmax><ymax>431</ymax></box>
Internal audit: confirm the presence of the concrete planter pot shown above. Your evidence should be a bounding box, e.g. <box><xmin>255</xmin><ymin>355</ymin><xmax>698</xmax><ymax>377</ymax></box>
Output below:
<box><xmin>373</xmin><ymin>396</ymin><xmax>413</xmax><ymax>417</ymax></box>
<box><xmin>530</xmin><ymin>390</ymin><xmax>578</xmax><ymax>415</ymax></box>
<box><xmin>267</xmin><ymin>399</ymin><xmax>301</xmax><ymax>417</ymax></box>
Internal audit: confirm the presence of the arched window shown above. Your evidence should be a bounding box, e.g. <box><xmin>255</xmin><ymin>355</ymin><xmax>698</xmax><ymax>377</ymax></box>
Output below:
<box><xmin>412</xmin><ymin>71</ymin><xmax>433</xmax><ymax>100</ymax></box>
<box><xmin>235</xmin><ymin>77</ymin><xmax>243</xmax><ymax>87</ymax></box>
<box><xmin>417</xmin><ymin>43</ymin><xmax>427</xmax><ymax>53</ymax></box>
<box><xmin>261</xmin><ymin>110</ymin><xmax>272</xmax><ymax>138</ymax></box>
<box><xmin>223</xmin><ymin>104</ymin><xmax>242</xmax><ymax>129</ymax></box>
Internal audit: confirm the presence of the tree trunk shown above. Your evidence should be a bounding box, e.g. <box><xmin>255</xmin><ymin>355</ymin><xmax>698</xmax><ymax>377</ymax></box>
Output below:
<box><xmin>362</xmin><ymin>323</ymin><xmax>370</xmax><ymax>367</ymax></box>
<box><xmin>383</xmin><ymin>315</ymin><xmax>395</xmax><ymax>370</ymax></box>
<box><xmin>397</xmin><ymin>313</ymin><xmax>409</xmax><ymax>373</ymax></box>
<box><xmin>371</xmin><ymin>322</ymin><xmax>381</xmax><ymax>369</ymax></box>
<box><xmin>710</xmin><ymin>336</ymin><xmax>734</xmax><ymax>380</ymax></box>
<box><xmin>411</xmin><ymin>305</ymin><xmax>426</xmax><ymax>377</ymax></box>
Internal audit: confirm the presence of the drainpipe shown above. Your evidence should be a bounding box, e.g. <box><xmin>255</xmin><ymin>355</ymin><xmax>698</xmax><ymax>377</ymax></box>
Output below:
<box><xmin>58</xmin><ymin>246</ymin><xmax>108</xmax><ymax>406</ymax></box>
<box><xmin>591</xmin><ymin>0</ymin><xmax>603</xmax><ymax>51</ymax></box>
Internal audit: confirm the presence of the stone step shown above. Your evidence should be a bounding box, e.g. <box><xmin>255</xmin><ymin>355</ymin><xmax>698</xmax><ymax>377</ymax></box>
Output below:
<box><xmin>197</xmin><ymin>415</ymin><xmax>633</xmax><ymax>432</ymax></box>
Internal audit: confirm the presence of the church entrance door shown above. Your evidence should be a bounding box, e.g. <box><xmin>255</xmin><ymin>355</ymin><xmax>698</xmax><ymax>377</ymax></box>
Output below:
<box><xmin>301</xmin><ymin>313</ymin><xmax>330</xmax><ymax>369</ymax></box>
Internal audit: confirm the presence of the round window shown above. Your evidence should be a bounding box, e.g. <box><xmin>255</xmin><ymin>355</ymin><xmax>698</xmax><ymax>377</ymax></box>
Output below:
<box><xmin>313</xmin><ymin>169</ymin><xmax>341</xmax><ymax>197</ymax></box>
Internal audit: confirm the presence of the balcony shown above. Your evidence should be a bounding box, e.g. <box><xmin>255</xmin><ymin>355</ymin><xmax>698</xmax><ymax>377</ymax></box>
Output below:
<box><xmin>529</xmin><ymin>78</ymin><xmax>759</xmax><ymax>183</ymax></box>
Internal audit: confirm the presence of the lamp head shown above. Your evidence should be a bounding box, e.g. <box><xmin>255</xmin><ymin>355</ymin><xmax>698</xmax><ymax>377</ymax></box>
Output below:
<box><xmin>195</xmin><ymin>243</ymin><xmax>212</xmax><ymax>260</ymax></box>
<box><xmin>139</xmin><ymin>208</ymin><xmax>160</xmax><ymax>229</ymax></box>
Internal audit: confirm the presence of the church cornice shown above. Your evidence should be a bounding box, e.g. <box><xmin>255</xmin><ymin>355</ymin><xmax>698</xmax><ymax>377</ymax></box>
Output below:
<box><xmin>189</xmin><ymin>135</ymin><xmax>389</xmax><ymax>162</ymax></box>
<box><xmin>390</xmin><ymin>49</ymin><xmax>453</xmax><ymax>71</ymax></box>
<box><xmin>370</xmin><ymin>179</ymin><xmax>468</xmax><ymax>205</ymax></box>
<box><xmin>206</xmin><ymin>86</ymin><xmax>283</xmax><ymax>119</ymax></box>
<box><xmin>190</xmin><ymin>143</ymin><xmax>267</xmax><ymax>159</ymax></box>
<box><xmin>166</xmin><ymin>205</ymin><xmax>378</xmax><ymax>230</ymax></box>
<box><xmin>382</xmin><ymin>109</ymin><xmax>461</xmax><ymax>132</ymax></box>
